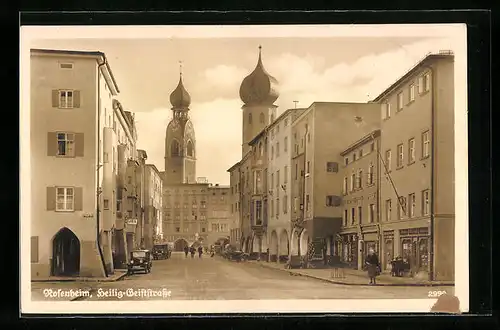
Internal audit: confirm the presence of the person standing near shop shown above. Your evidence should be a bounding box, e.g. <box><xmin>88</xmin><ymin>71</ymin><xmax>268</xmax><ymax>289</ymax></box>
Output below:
<box><xmin>365</xmin><ymin>248</ymin><xmax>381</xmax><ymax>285</ymax></box>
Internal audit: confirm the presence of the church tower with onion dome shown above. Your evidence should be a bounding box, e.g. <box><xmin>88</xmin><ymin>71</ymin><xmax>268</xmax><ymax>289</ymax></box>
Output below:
<box><xmin>239</xmin><ymin>45</ymin><xmax>280</xmax><ymax>156</ymax></box>
<box><xmin>164</xmin><ymin>63</ymin><xmax>196</xmax><ymax>184</ymax></box>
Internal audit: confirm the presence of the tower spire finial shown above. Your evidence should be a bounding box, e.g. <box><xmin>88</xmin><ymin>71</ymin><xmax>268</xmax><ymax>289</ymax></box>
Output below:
<box><xmin>179</xmin><ymin>60</ymin><xmax>183</xmax><ymax>76</ymax></box>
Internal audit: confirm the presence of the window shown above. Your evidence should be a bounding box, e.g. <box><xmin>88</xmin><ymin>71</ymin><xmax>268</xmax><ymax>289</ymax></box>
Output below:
<box><xmin>397</xmin><ymin>92</ymin><xmax>404</xmax><ymax>110</ymax></box>
<box><xmin>368</xmin><ymin>204</ymin><xmax>375</xmax><ymax>223</ymax></box>
<box><xmin>271</xmin><ymin>146</ymin><xmax>274</xmax><ymax>159</ymax></box>
<box><xmin>350</xmin><ymin>173</ymin><xmax>356</xmax><ymax>191</ymax></box>
<box><xmin>103</xmin><ymin>199</ymin><xmax>109</xmax><ymax>210</ymax></box>
<box><xmin>59</xmin><ymin>90</ymin><xmax>74</xmax><ymax>108</ymax></box>
<box><xmin>295</xmin><ymin>163</ymin><xmax>298</xmax><ymax>180</ymax></box>
<box><xmin>409</xmin><ymin>84</ymin><xmax>415</xmax><ymax>102</ymax></box>
<box><xmin>358</xmin><ymin>206</ymin><xmax>362</xmax><ymax>224</ymax></box>
<box><xmin>405</xmin><ymin>139</ymin><xmax>415</xmax><ymax>165</ymax></box>
<box><xmin>59</xmin><ymin>63</ymin><xmax>73</xmax><ymax>69</ymax></box>
<box><xmin>306</xmin><ymin>195</ymin><xmax>310</xmax><ymax>211</ymax></box>
<box><xmin>284</xmin><ymin>166</ymin><xmax>288</xmax><ymax>183</ymax></box>
<box><xmin>424</xmin><ymin>73</ymin><xmax>431</xmax><ymax>92</ymax></box>
<box><xmin>56</xmin><ymin>187</ymin><xmax>74</xmax><ymax>211</ymax></box>
<box><xmin>276</xmin><ymin>198</ymin><xmax>280</xmax><ymax>217</ymax></box>
<box><xmin>359</xmin><ymin>149</ymin><xmax>363</xmax><ymax>158</ymax></box>
<box><xmin>326</xmin><ymin>196</ymin><xmax>339</xmax><ymax>207</ymax></box>
<box><xmin>385</xmin><ymin>199</ymin><xmax>392</xmax><ymax>221</ymax></box>
<box><xmin>283</xmin><ymin>195</ymin><xmax>288</xmax><ymax>214</ymax></box>
<box><xmin>306</xmin><ymin>161</ymin><xmax>310</xmax><ymax>174</ymax></box>
<box><xmin>344</xmin><ymin>209</ymin><xmax>348</xmax><ymax>226</ymax></box>
<box><xmin>385</xmin><ymin>150</ymin><xmax>392</xmax><ymax>171</ymax></box>
<box><xmin>343</xmin><ymin>177</ymin><xmax>348</xmax><ymax>194</ymax></box>
<box><xmin>367</xmin><ymin>163</ymin><xmax>374</xmax><ymax>185</ymax></box>
<box><xmin>422</xmin><ymin>131</ymin><xmax>430</xmax><ymax>158</ymax></box>
<box><xmin>307</xmin><ymin>133</ymin><xmax>311</xmax><ymax>143</ymax></box>
<box><xmin>276</xmin><ymin>170</ymin><xmax>280</xmax><ymax>187</ymax></box>
<box><xmin>353</xmin><ymin>153</ymin><xmax>357</xmax><ymax>161</ymax></box>
<box><xmin>326</xmin><ymin>162</ymin><xmax>338</xmax><ymax>172</ymax></box>
<box><xmin>397</xmin><ymin>144</ymin><xmax>404</xmax><ymax>168</ymax></box>
<box><xmin>57</xmin><ymin>132</ymin><xmax>75</xmax><ymax>156</ymax></box>
<box><xmin>171</xmin><ymin>140</ymin><xmax>180</xmax><ymax>156</ymax></box>
<box><xmin>422</xmin><ymin>190</ymin><xmax>430</xmax><ymax>215</ymax></box>
<box><xmin>357</xmin><ymin>169</ymin><xmax>363</xmax><ymax>189</ymax></box>
<box><xmin>351</xmin><ymin>208</ymin><xmax>355</xmax><ymax>224</ymax></box>
<box><xmin>276</xmin><ymin>142</ymin><xmax>280</xmax><ymax>157</ymax></box>
<box><xmin>398</xmin><ymin>196</ymin><xmax>407</xmax><ymax>219</ymax></box>
<box><xmin>408</xmin><ymin>193</ymin><xmax>416</xmax><ymax>217</ymax></box>
<box><xmin>284</xmin><ymin>137</ymin><xmax>288</xmax><ymax>152</ymax></box>
<box><xmin>345</xmin><ymin>157</ymin><xmax>349</xmax><ymax>165</ymax></box>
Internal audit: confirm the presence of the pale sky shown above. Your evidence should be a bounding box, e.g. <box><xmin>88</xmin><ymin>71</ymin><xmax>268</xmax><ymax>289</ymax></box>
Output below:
<box><xmin>28</xmin><ymin>27</ymin><xmax>460</xmax><ymax>185</ymax></box>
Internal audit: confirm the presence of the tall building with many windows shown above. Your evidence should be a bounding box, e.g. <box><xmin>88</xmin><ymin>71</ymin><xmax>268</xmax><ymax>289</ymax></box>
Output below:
<box><xmin>206</xmin><ymin>184</ymin><xmax>231</xmax><ymax>246</ymax></box>
<box><xmin>373</xmin><ymin>52</ymin><xmax>455</xmax><ymax>281</ymax></box>
<box><xmin>339</xmin><ymin>129</ymin><xmax>381</xmax><ymax>270</ymax></box>
<box><xmin>30</xmin><ymin>48</ymin><xmax>129</xmax><ymax>279</ymax></box>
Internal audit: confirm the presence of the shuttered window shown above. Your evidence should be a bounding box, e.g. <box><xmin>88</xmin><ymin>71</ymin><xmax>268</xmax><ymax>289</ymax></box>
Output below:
<box><xmin>52</xmin><ymin>90</ymin><xmax>81</xmax><ymax>108</ymax></box>
<box><xmin>31</xmin><ymin>236</ymin><xmax>39</xmax><ymax>263</ymax></box>
<box><xmin>46</xmin><ymin>186</ymin><xmax>83</xmax><ymax>211</ymax></box>
<box><xmin>47</xmin><ymin>132</ymin><xmax>84</xmax><ymax>157</ymax></box>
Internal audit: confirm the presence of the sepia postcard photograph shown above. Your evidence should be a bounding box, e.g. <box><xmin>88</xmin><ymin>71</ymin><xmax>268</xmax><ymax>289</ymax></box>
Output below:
<box><xmin>20</xmin><ymin>23</ymin><xmax>468</xmax><ymax>314</ymax></box>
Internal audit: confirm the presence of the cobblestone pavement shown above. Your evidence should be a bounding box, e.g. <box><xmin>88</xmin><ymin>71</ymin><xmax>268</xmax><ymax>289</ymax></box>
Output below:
<box><xmin>31</xmin><ymin>252</ymin><xmax>453</xmax><ymax>301</ymax></box>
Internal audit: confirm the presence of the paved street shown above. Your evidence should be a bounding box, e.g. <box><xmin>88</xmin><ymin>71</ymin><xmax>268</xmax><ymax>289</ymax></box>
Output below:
<box><xmin>31</xmin><ymin>252</ymin><xmax>453</xmax><ymax>301</ymax></box>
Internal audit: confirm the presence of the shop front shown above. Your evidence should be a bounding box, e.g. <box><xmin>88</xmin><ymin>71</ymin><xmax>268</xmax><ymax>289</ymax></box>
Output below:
<box><xmin>399</xmin><ymin>227</ymin><xmax>430</xmax><ymax>276</ymax></box>
<box><xmin>339</xmin><ymin>233</ymin><xmax>358</xmax><ymax>269</ymax></box>
<box><xmin>360</xmin><ymin>230</ymin><xmax>379</xmax><ymax>268</ymax></box>
<box><xmin>383</xmin><ymin>230</ymin><xmax>395</xmax><ymax>271</ymax></box>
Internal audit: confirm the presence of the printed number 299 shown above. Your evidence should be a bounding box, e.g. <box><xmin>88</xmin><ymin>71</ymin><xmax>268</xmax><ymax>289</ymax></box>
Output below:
<box><xmin>428</xmin><ymin>290</ymin><xmax>446</xmax><ymax>298</ymax></box>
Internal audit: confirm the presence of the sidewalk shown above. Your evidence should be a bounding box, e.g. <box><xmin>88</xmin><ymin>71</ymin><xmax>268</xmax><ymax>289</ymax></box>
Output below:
<box><xmin>31</xmin><ymin>269</ymin><xmax>127</xmax><ymax>283</ymax></box>
<box><xmin>249</xmin><ymin>261</ymin><xmax>454</xmax><ymax>287</ymax></box>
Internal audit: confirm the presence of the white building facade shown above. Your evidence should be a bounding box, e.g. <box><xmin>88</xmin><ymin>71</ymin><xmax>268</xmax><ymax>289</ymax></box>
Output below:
<box><xmin>30</xmin><ymin>49</ymin><xmax>122</xmax><ymax>278</ymax></box>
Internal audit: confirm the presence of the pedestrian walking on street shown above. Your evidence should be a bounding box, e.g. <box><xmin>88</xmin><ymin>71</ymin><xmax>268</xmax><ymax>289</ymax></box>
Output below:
<box><xmin>365</xmin><ymin>248</ymin><xmax>381</xmax><ymax>285</ymax></box>
<box><xmin>184</xmin><ymin>246</ymin><xmax>189</xmax><ymax>258</ymax></box>
<box><xmin>190</xmin><ymin>246</ymin><xmax>195</xmax><ymax>258</ymax></box>
<box><xmin>198</xmin><ymin>246</ymin><xmax>203</xmax><ymax>258</ymax></box>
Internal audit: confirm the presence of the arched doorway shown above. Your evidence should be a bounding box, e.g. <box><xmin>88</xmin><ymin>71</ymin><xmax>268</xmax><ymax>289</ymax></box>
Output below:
<box><xmin>299</xmin><ymin>229</ymin><xmax>310</xmax><ymax>257</ymax></box>
<box><xmin>290</xmin><ymin>230</ymin><xmax>299</xmax><ymax>256</ymax></box>
<box><xmin>270</xmin><ymin>230</ymin><xmax>278</xmax><ymax>262</ymax></box>
<box><xmin>252</xmin><ymin>235</ymin><xmax>261</xmax><ymax>254</ymax></box>
<box><xmin>52</xmin><ymin>227</ymin><xmax>80</xmax><ymax>277</ymax></box>
<box><xmin>174</xmin><ymin>238</ymin><xmax>189</xmax><ymax>252</ymax></box>
<box><xmin>279</xmin><ymin>229</ymin><xmax>289</xmax><ymax>263</ymax></box>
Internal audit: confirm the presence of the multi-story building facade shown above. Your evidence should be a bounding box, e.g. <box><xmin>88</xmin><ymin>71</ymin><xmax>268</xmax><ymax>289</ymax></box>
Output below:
<box><xmin>163</xmin><ymin>183</ymin><xmax>209</xmax><ymax>250</ymax></box>
<box><xmin>266</xmin><ymin>108</ymin><xmax>305</xmax><ymax>262</ymax></box>
<box><xmin>339</xmin><ymin>129</ymin><xmax>381</xmax><ymax>270</ymax></box>
<box><xmin>144</xmin><ymin>164</ymin><xmax>163</xmax><ymax>249</ymax></box>
<box><xmin>206</xmin><ymin>184</ymin><xmax>231</xmax><ymax>246</ymax></box>
<box><xmin>247</xmin><ymin>129</ymin><xmax>269</xmax><ymax>260</ymax></box>
<box><xmin>373</xmin><ymin>52</ymin><xmax>455</xmax><ymax>281</ymax></box>
<box><xmin>123</xmin><ymin>149</ymin><xmax>147</xmax><ymax>254</ymax></box>
<box><xmin>30</xmin><ymin>48</ymin><xmax>121</xmax><ymax>278</ymax></box>
<box><xmin>111</xmin><ymin>100</ymin><xmax>140</xmax><ymax>268</ymax></box>
<box><xmin>228</xmin><ymin>166</ymin><xmax>241</xmax><ymax>246</ymax></box>
<box><xmin>289</xmin><ymin>102</ymin><xmax>380</xmax><ymax>267</ymax></box>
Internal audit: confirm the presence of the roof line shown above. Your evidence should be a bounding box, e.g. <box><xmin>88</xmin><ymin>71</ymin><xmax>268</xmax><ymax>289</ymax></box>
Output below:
<box><xmin>340</xmin><ymin>129</ymin><xmax>381</xmax><ymax>156</ymax></box>
<box><xmin>371</xmin><ymin>52</ymin><xmax>454</xmax><ymax>102</ymax></box>
<box><xmin>31</xmin><ymin>48</ymin><xmax>120</xmax><ymax>93</ymax></box>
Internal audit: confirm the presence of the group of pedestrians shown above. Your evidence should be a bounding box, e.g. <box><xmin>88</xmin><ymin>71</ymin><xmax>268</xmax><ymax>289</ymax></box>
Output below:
<box><xmin>183</xmin><ymin>245</ymin><xmax>204</xmax><ymax>258</ymax></box>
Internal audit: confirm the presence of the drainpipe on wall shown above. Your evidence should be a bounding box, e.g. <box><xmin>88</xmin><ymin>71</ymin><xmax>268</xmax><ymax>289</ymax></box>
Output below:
<box><xmin>97</xmin><ymin>58</ymin><xmax>108</xmax><ymax>277</ymax></box>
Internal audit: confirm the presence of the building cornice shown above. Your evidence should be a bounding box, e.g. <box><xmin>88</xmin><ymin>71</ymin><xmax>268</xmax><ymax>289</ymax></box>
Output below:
<box><xmin>340</xmin><ymin>129</ymin><xmax>381</xmax><ymax>156</ymax></box>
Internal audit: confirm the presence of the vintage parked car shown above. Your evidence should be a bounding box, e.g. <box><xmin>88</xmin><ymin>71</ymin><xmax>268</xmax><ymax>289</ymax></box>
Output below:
<box><xmin>152</xmin><ymin>244</ymin><xmax>171</xmax><ymax>260</ymax></box>
<box><xmin>127</xmin><ymin>250</ymin><xmax>152</xmax><ymax>274</ymax></box>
